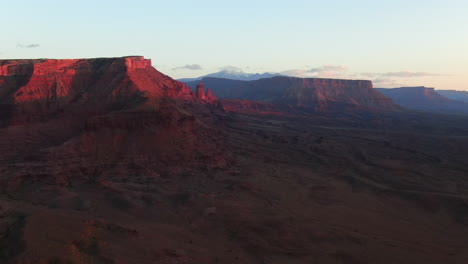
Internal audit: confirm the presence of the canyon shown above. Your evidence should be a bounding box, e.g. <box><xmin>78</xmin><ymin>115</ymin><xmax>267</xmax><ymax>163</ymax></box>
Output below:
<box><xmin>1</xmin><ymin>57</ymin><xmax>468</xmax><ymax>264</ymax></box>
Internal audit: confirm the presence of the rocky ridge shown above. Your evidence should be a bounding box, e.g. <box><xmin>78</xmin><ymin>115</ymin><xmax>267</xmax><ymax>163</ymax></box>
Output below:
<box><xmin>185</xmin><ymin>76</ymin><xmax>398</xmax><ymax>112</ymax></box>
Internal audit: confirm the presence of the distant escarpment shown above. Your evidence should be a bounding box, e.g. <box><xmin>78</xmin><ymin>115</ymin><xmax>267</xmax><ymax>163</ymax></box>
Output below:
<box><xmin>186</xmin><ymin>76</ymin><xmax>398</xmax><ymax>112</ymax></box>
<box><xmin>377</xmin><ymin>87</ymin><xmax>468</xmax><ymax>114</ymax></box>
<box><xmin>437</xmin><ymin>90</ymin><xmax>468</xmax><ymax>103</ymax></box>
<box><xmin>0</xmin><ymin>56</ymin><xmax>216</xmax><ymax>124</ymax></box>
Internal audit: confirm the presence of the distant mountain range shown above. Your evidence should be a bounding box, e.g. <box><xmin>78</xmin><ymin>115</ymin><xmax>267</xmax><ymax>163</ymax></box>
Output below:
<box><xmin>177</xmin><ymin>70</ymin><xmax>284</xmax><ymax>82</ymax></box>
<box><xmin>376</xmin><ymin>87</ymin><xmax>468</xmax><ymax>114</ymax></box>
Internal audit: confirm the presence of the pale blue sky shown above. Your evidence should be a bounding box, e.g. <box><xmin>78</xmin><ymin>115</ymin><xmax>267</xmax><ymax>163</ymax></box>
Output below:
<box><xmin>1</xmin><ymin>0</ymin><xmax>467</xmax><ymax>90</ymax></box>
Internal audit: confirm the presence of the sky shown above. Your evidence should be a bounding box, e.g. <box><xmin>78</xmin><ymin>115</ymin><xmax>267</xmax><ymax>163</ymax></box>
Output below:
<box><xmin>1</xmin><ymin>0</ymin><xmax>467</xmax><ymax>90</ymax></box>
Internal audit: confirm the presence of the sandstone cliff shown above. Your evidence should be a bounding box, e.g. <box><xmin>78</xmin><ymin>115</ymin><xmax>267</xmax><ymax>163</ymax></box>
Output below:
<box><xmin>0</xmin><ymin>56</ymin><xmax>194</xmax><ymax>101</ymax></box>
<box><xmin>0</xmin><ymin>56</ymin><xmax>215</xmax><ymax>124</ymax></box>
<box><xmin>185</xmin><ymin>76</ymin><xmax>397</xmax><ymax>112</ymax></box>
<box><xmin>0</xmin><ymin>56</ymin><xmax>227</xmax><ymax>200</ymax></box>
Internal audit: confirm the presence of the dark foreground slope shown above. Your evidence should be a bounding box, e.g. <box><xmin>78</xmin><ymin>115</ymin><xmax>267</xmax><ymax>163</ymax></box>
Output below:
<box><xmin>1</xmin><ymin>59</ymin><xmax>468</xmax><ymax>264</ymax></box>
<box><xmin>377</xmin><ymin>87</ymin><xmax>468</xmax><ymax>114</ymax></box>
<box><xmin>186</xmin><ymin>77</ymin><xmax>398</xmax><ymax>112</ymax></box>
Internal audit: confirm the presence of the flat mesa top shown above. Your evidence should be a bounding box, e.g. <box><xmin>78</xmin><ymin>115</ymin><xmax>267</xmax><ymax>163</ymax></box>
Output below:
<box><xmin>0</xmin><ymin>56</ymin><xmax>146</xmax><ymax>63</ymax></box>
<box><xmin>0</xmin><ymin>56</ymin><xmax>152</xmax><ymax>76</ymax></box>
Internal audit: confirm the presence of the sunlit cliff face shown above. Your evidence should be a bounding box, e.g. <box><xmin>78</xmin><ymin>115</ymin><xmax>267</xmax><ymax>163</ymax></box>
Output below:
<box><xmin>0</xmin><ymin>57</ymin><xmax>194</xmax><ymax>103</ymax></box>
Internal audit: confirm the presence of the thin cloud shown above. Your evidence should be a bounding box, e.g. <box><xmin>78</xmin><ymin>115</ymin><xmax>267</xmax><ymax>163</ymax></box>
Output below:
<box><xmin>355</xmin><ymin>71</ymin><xmax>448</xmax><ymax>87</ymax></box>
<box><xmin>219</xmin><ymin>65</ymin><xmax>243</xmax><ymax>73</ymax></box>
<box><xmin>373</xmin><ymin>78</ymin><xmax>395</xmax><ymax>83</ymax></box>
<box><xmin>231</xmin><ymin>64</ymin><xmax>447</xmax><ymax>88</ymax></box>
<box><xmin>172</xmin><ymin>64</ymin><xmax>203</xmax><ymax>71</ymax></box>
<box><xmin>281</xmin><ymin>67</ymin><xmax>446</xmax><ymax>81</ymax></box>
<box><xmin>281</xmin><ymin>65</ymin><xmax>349</xmax><ymax>78</ymax></box>
<box><xmin>309</xmin><ymin>65</ymin><xmax>348</xmax><ymax>73</ymax></box>
<box><xmin>372</xmin><ymin>77</ymin><xmax>400</xmax><ymax>87</ymax></box>
<box><xmin>360</xmin><ymin>72</ymin><xmax>380</xmax><ymax>78</ymax></box>
<box><xmin>360</xmin><ymin>71</ymin><xmax>447</xmax><ymax>78</ymax></box>
<box><xmin>17</xmin><ymin>43</ymin><xmax>40</xmax><ymax>48</ymax></box>
<box><xmin>381</xmin><ymin>71</ymin><xmax>445</xmax><ymax>78</ymax></box>
<box><xmin>280</xmin><ymin>69</ymin><xmax>308</xmax><ymax>76</ymax></box>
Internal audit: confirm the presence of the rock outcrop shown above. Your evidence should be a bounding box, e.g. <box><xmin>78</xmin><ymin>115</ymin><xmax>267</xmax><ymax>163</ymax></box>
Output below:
<box><xmin>194</xmin><ymin>81</ymin><xmax>216</xmax><ymax>103</ymax></box>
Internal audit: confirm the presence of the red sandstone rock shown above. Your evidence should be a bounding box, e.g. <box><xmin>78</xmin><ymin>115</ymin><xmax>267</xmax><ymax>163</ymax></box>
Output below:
<box><xmin>0</xmin><ymin>56</ymin><xmax>216</xmax><ymax>124</ymax></box>
<box><xmin>195</xmin><ymin>81</ymin><xmax>206</xmax><ymax>101</ymax></box>
<box><xmin>193</xmin><ymin>81</ymin><xmax>216</xmax><ymax>103</ymax></box>
<box><xmin>0</xmin><ymin>57</ymin><xmax>195</xmax><ymax>103</ymax></box>
<box><xmin>0</xmin><ymin>56</ymin><xmax>228</xmax><ymax>194</ymax></box>
<box><xmin>205</xmin><ymin>88</ymin><xmax>216</xmax><ymax>102</ymax></box>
